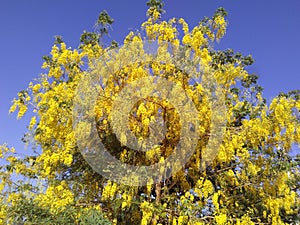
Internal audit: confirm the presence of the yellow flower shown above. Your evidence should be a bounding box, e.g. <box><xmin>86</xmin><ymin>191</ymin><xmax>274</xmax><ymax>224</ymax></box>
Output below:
<box><xmin>215</xmin><ymin>213</ymin><xmax>227</xmax><ymax>225</ymax></box>
<box><xmin>29</xmin><ymin>116</ymin><xmax>37</xmax><ymax>129</ymax></box>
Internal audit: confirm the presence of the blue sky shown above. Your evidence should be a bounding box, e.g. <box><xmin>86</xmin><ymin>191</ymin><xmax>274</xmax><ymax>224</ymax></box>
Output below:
<box><xmin>0</xmin><ymin>0</ymin><xmax>299</xmax><ymax>154</ymax></box>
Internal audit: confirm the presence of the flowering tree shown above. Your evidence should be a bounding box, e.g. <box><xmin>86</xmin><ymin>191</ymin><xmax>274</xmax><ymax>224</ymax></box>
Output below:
<box><xmin>1</xmin><ymin>1</ymin><xmax>299</xmax><ymax>224</ymax></box>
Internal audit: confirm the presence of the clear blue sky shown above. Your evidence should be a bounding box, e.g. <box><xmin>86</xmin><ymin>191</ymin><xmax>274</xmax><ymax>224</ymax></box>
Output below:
<box><xmin>0</xmin><ymin>0</ymin><xmax>299</xmax><ymax>154</ymax></box>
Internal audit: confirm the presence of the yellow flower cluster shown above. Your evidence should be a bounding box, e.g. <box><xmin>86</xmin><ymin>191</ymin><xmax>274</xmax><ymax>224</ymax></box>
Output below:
<box><xmin>121</xmin><ymin>192</ymin><xmax>133</xmax><ymax>210</ymax></box>
<box><xmin>178</xmin><ymin>18</ymin><xmax>189</xmax><ymax>34</ymax></box>
<box><xmin>213</xmin><ymin>15</ymin><xmax>227</xmax><ymax>40</ymax></box>
<box><xmin>215</xmin><ymin>213</ymin><xmax>227</xmax><ymax>225</ymax></box>
<box><xmin>101</xmin><ymin>181</ymin><xmax>118</xmax><ymax>201</ymax></box>
<box><xmin>142</xmin><ymin>17</ymin><xmax>179</xmax><ymax>44</ymax></box>
<box><xmin>35</xmin><ymin>181</ymin><xmax>74</xmax><ymax>213</ymax></box>
<box><xmin>9</xmin><ymin>92</ymin><xmax>30</xmax><ymax>119</ymax></box>
<box><xmin>194</xmin><ymin>178</ymin><xmax>214</xmax><ymax>199</ymax></box>
<box><xmin>140</xmin><ymin>201</ymin><xmax>154</xmax><ymax>225</ymax></box>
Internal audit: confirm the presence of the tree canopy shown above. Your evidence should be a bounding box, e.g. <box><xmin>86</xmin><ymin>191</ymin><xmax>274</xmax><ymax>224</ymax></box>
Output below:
<box><xmin>1</xmin><ymin>1</ymin><xmax>299</xmax><ymax>224</ymax></box>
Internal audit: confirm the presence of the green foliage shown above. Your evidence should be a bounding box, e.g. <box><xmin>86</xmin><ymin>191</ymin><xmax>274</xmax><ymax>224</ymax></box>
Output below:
<box><xmin>146</xmin><ymin>0</ymin><xmax>165</xmax><ymax>17</ymax></box>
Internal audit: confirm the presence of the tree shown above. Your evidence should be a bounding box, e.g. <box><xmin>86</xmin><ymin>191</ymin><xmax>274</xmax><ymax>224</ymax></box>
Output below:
<box><xmin>1</xmin><ymin>1</ymin><xmax>299</xmax><ymax>224</ymax></box>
